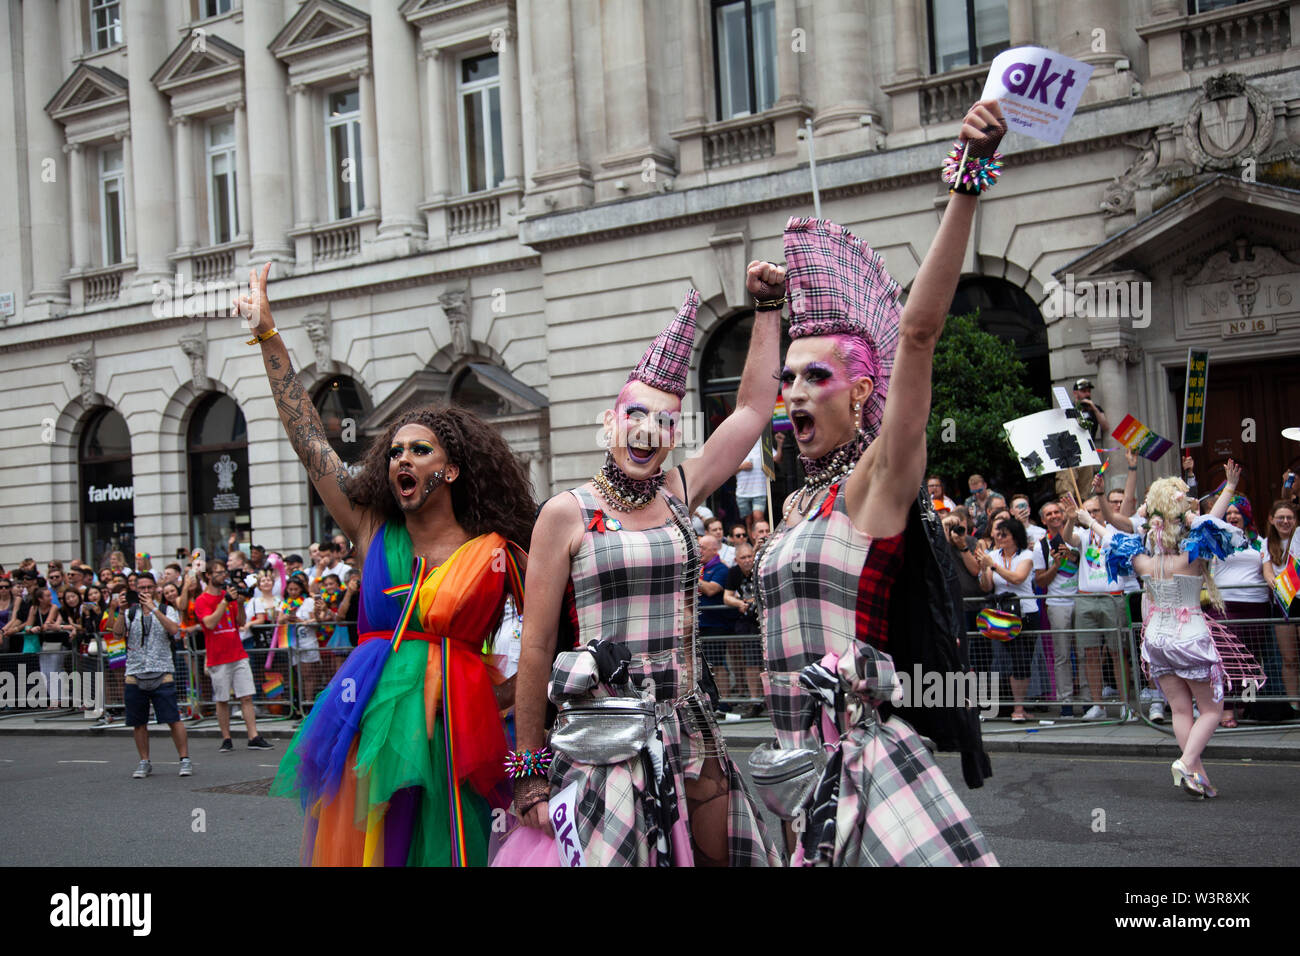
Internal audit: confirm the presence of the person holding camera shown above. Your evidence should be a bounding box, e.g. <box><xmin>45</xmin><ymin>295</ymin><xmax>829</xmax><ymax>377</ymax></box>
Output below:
<box><xmin>1056</xmin><ymin>378</ymin><xmax>1111</xmax><ymax>497</ymax></box>
<box><xmin>111</xmin><ymin>573</ymin><xmax>191</xmax><ymax>778</ymax></box>
<box><xmin>194</xmin><ymin>559</ymin><xmax>271</xmax><ymax>752</ymax></box>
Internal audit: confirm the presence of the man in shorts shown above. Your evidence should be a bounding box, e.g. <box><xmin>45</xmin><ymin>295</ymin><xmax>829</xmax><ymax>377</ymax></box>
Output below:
<box><xmin>194</xmin><ymin>560</ymin><xmax>272</xmax><ymax>752</ymax></box>
<box><xmin>110</xmin><ymin>573</ymin><xmax>191</xmax><ymax>778</ymax></box>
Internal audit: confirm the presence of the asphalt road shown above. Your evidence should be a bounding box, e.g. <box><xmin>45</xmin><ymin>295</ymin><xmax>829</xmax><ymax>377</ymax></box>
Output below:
<box><xmin>4</xmin><ymin>736</ymin><xmax>1297</xmax><ymax>866</ymax></box>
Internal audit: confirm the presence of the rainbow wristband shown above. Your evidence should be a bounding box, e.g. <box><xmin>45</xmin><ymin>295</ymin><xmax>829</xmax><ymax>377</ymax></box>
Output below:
<box><xmin>504</xmin><ymin>748</ymin><xmax>554</xmax><ymax>778</ymax></box>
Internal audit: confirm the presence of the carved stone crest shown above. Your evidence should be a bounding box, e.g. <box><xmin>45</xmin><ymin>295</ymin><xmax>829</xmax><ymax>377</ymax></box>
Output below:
<box><xmin>1183</xmin><ymin>74</ymin><xmax>1274</xmax><ymax>171</ymax></box>
<box><xmin>302</xmin><ymin>314</ymin><xmax>334</xmax><ymax>374</ymax></box>
<box><xmin>68</xmin><ymin>349</ymin><xmax>95</xmax><ymax>406</ymax></box>
<box><xmin>439</xmin><ymin>289</ymin><xmax>470</xmax><ymax>357</ymax></box>
<box><xmin>1184</xmin><ymin>237</ymin><xmax>1300</xmax><ymax>317</ymax></box>
<box><xmin>178</xmin><ymin>334</ymin><xmax>208</xmax><ymax>389</ymax></box>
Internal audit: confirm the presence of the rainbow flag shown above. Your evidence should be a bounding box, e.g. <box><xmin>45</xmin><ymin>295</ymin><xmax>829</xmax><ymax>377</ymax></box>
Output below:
<box><xmin>1098</xmin><ymin>459</ymin><xmax>1110</xmax><ymax>477</ymax></box>
<box><xmin>976</xmin><ymin>608</ymin><xmax>1022</xmax><ymax>641</ymax></box>
<box><xmin>261</xmin><ymin>672</ymin><xmax>285</xmax><ymax>699</ymax></box>
<box><xmin>1112</xmin><ymin>414</ymin><xmax>1174</xmax><ymax>462</ymax></box>
<box><xmin>264</xmin><ymin>619</ymin><xmax>292</xmax><ymax>671</ymax></box>
<box><xmin>1274</xmin><ymin>556</ymin><xmax>1300</xmax><ymax>617</ymax></box>
<box><xmin>104</xmin><ymin>635</ymin><xmax>127</xmax><ymax>670</ymax></box>
<box><xmin>772</xmin><ymin>394</ymin><xmax>792</xmax><ymax>432</ymax></box>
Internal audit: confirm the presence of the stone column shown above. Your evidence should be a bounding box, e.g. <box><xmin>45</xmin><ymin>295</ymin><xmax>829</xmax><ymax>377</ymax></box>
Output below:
<box><xmin>1008</xmin><ymin>0</ymin><xmax>1033</xmax><ymax>47</ymax></box>
<box><xmin>65</xmin><ymin>142</ymin><xmax>89</xmax><ymax>271</ymax></box>
<box><xmin>1083</xmin><ymin>345</ymin><xmax>1142</xmax><ymax>446</ymax></box>
<box><xmin>233</xmin><ymin>102</ymin><xmax>252</xmax><ymax>240</ymax></box>
<box><xmin>892</xmin><ymin>0</ymin><xmax>920</xmax><ymax>81</ymax></box>
<box><xmin>123</xmin><ymin>0</ymin><xmax>176</xmax><ymax>287</ymax></box>
<box><xmin>775</xmin><ymin>0</ymin><xmax>802</xmax><ymax>103</ymax></box>
<box><xmin>355</xmin><ymin>68</ymin><xmax>381</xmax><ymax>216</ymax></box>
<box><xmin>119</xmin><ymin>131</ymin><xmax>137</xmax><ymax>260</ymax></box>
<box><xmin>423</xmin><ymin>49</ymin><xmax>449</xmax><ymax>200</ymax></box>
<box><xmin>812</xmin><ymin>0</ymin><xmax>874</xmax><ymax>133</ymax></box>
<box><xmin>601</xmin><ymin>0</ymin><xmax>651</xmax><ymax>157</ymax></box>
<box><xmin>498</xmin><ymin>24</ymin><xmax>523</xmax><ymax>188</ymax></box>
<box><xmin>291</xmin><ymin>84</ymin><xmax>316</xmax><ymax>228</ymax></box>
<box><xmin>172</xmin><ymin>116</ymin><xmax>198</xmax><ymax>252</ymax></box>
<box><xmin>370</xmin><ymin>0</ymin><xmax>424</xmax><ymax>239</ymax></box>
<box><xmin>515</xmin><ymin>0</ymin><xmax>538</xmax><ymax>188</ymax></box>
<box><xmin>242</xmin><ymin>0</ymin><xmax>294</xmax><ymax>261</ymax></box>
<box><xmin>528</xmin><ymin>0</ymin><xmax>591</xmax><ymax>206</ymax></box>
<box><xmin>679</xmin><ymin>0</ymin><xmax>707</xmax><ymax>125</ymax></box>
<box><xmin>24</xmin><ymin>0</ymin><xmax>70</xmax><ymax>306</ymax></box>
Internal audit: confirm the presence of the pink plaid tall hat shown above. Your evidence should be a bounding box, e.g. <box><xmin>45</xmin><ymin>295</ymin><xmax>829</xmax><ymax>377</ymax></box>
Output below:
<box><xmin>627</xmin><ymin>289</ymin><xmax>700</xmax><ymax>398</ymax></box>
<box><xmin>783</xmin><ymin>217</ymin><xmax>902</xmax><ymax>439</ymax></box>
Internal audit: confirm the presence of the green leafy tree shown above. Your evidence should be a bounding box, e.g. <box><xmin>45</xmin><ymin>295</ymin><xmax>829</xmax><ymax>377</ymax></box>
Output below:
<box><xmin>924</xmin><ymin>312</ymin><xmax>1046</xmax><ymax>499</ymax></box>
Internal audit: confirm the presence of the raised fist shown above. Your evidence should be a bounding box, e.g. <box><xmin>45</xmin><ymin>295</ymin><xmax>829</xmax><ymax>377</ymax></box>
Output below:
<box><xmin>960</xmin><ymin>99</ymin><xmax>1007</xmax><ymax>158</ymax></box>
<box><xmin>746</xmin><ymin>260</ymin><xmax>786</xmax><ymax>301</ymax></box>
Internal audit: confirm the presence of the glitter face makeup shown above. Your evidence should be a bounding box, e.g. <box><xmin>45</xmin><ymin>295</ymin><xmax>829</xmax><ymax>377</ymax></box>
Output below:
<box><xmin>388</xmin><ymin>426</ymin><xmax>448</xmax><ymax>512</ymax></box>
<box><xmin>781</xmin><ymin>339</ymin><xmax>866</xmax><ymax>461</ymax></box>
<box><xmin>605</xmin><ymin>381</ymin><xmax>679</xmax><ymax>479</ymax></box>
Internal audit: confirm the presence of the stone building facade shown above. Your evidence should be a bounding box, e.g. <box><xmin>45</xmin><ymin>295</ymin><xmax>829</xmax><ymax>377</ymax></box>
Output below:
<box><xmin>1</xmin><ymin>0</ymin><xmax>1298</xmax><ymax>566</ymax></box>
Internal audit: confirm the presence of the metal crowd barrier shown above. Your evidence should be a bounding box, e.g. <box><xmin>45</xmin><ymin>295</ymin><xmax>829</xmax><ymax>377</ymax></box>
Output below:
<box><xmin>0</xmin><ymin>646</ymin><xmax>98</xmax><ymax>720</ymax></box>
<box><xmin>698</xmin><ymin>631</ymin><xmax>765</xmax><ymax>718</ymax></box>
<box><xmin>962</xmin><ymin>585</ymin><xmax>1299</xmax><ymax>734</ymax></box>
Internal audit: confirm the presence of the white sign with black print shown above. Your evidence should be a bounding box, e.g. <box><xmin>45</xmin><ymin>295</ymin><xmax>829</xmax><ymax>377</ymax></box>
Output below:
<box><xmin>1004</xmin><ymin>407</ymin><xmax>1101</xmax><ymax>479</ymax></box>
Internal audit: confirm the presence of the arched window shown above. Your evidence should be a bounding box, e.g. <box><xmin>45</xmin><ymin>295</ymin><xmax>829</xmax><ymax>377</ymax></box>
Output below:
<box><xmin>698</xmin><ymin>311</ymin><xmax>795</xmax><ymax>527</ymax></box>
<box><xmin>79</xmin><ymin>408</ymin><xmax>134</xmax><ymax>568</ymax></box>
<box><xmin>187</xmin><ymin>394</ymin><xmax>249</xmax><ymax>558</ymax></box>
<box><xmin>950</xmin><ymin>277</ymin><xmax>1050</xmax><ymax>398</ymax></box>
<box><xmin>310</xmin><ymin>376</ymin><xmax>370</xmax><ymax>544</ymax></box>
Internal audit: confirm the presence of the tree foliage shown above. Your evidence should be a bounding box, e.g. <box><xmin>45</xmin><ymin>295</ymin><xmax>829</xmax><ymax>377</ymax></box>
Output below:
<box><xmin>924</xmin><ymin>312</ymin><xmax>1046</xmax><ymax>498</ymax></box>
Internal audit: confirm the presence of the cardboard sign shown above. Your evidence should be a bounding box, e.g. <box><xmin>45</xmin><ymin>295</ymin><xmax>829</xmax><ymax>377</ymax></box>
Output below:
<box><xmin>1003</xmin><ymin>407</ymin><xmax>1101</xmax><ymax>478</ymax></box>
<box><xmin>982</xmin><ymin>47</ymin><xmax>1094</xmax><ymax>145</ymax></box>
<box><xmin>1181</xmin><ymin>348</ymin><xmax>1210</xmax><ymax>448</ymax></box>
<box><xmin>1112</xmin><ymin>414</ymin><xmax>1175</xmax><ymax>462</ymax></box>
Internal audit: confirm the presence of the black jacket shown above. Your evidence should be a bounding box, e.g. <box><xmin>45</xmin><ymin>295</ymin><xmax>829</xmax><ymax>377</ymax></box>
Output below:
<box><xmin>879</xmin><ymin>490</ymin><xmax>993</xmax><ymax>789</ymax></box>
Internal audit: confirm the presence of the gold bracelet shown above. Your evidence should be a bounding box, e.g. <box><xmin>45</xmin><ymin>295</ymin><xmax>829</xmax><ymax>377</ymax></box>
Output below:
<box><xmin>246</xmin><ymin>327</ymin><xmax>279</xmax><ymax>346</ymax></box>
<box><xmin>753</xmin><ymin>294</ymin><xmax>786</xmax><ymax>312</ymax></box>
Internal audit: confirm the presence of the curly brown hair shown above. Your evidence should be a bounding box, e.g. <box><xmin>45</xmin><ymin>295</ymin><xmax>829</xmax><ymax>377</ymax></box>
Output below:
<box><xmin>347</xmin><ymin>405</ymin><xmax>537</xmax><ymax>547</ymax></box>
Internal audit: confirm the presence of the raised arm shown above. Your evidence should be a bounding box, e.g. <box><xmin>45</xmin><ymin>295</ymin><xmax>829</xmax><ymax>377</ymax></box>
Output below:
<box><xmin>851</xmin><ymin>101</ymin><xmax>1004</xmax><ymax>535</ymax></box>
<box><xmin>1208</xmin><ymin>459</ymin><xmax>1241</xmax><ymax>520</ymax></box>
<box><xmin>678</xmin><ymin>263</ymin><xmax>783</xmax><ymax>510</ymax></box>
<box><xmin>233</xmin><ymin>263</ymin><xmax>377</xmax><ymax>553</ymax></box>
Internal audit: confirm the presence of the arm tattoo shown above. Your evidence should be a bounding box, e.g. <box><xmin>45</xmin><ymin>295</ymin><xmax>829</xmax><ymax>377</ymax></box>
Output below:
<box><xmin>268</xmin><ymin>356</ymin><xmax>357</xmax><ymax>509</ymax></box>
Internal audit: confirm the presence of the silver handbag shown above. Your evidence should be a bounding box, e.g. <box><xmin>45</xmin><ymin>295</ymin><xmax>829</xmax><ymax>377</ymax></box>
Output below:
<box><xmin>548</xmin><ymin>696</ymin><xmax>658</xmax><ymax>765</ymax></box>
<box><xmin>747</xmin><ymin>743</ymin><xmax>824</xmax><ymax>821</ymax></box>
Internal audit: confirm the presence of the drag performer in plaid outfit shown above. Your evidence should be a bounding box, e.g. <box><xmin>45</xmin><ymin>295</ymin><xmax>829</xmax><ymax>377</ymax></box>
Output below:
<box><xmin>507</xmin><ymin>282</ymin><xmax>783</xmax><ymax>867</ymax></box>
<box><xmin>753</xmin><ymin>101</ymin><xmax>1005</xmax><ymax>866</ymax></box>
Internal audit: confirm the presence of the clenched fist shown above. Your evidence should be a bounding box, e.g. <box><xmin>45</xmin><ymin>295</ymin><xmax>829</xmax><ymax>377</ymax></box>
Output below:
<box><xmin>746</xmin><ymin>260</ymin><xmax>786</xmax><ymax>301</ymax></box>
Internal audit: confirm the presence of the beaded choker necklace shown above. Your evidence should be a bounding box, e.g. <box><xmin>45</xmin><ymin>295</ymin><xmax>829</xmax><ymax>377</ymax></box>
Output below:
<box><xmin>591</xmin><ymin>452</ymin><xmax>665</xmax><ymax>512</ymax></box>
<box><xmin>789</xmin><ymin>434</ymin><xmax>867</xmax><ymax>517</ymax></box>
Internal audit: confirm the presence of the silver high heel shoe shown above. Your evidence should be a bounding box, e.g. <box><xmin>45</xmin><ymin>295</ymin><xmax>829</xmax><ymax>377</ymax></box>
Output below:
<box><xmin>1171</xmin><ymin>759</ymin><xmax>1205</xmax><ymax>798</ymax></box>
<box><xmin>1191</xmin><ymin>772</ymin><xmax>1218</xmax><ymax>798</ymax></box>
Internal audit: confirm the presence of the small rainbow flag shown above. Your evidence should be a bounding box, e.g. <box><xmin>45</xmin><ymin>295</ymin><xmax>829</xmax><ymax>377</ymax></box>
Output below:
<box><xmin>772</xmin><ymin>394</ymin><xmax>793</xmax><ymax>432</ymax></box>
<box><xmin>262</xmin><ymin>672</ymin><xmax>285</xmax><ymax>698</ymax></box>
<box><xmin>976</xmin><ymin>608</ymin><xmax>1022</xmax><ymax>641</ymax></box>
<box><xmin>264</xmin><ymin>619</ymin><xmax>292</xmax><ymax>670</ymax></box>
<box><xmin>1112</xmin><ymin>414</ymin><xmax>1174</xmax><ymax>462</ymax></box>
<box><xmin>104</xmin><ymin>635</ymin><xmax>127</xmax><ymax>669</ymax></box>
<box><xmin>1098</xmin><ymin>459</ymin><xmax>1110</xmax><ymax>476</ymax></box>
<box><xmin>1274</xmin><ymin>556</ymin><xmax>1300</xmax><ymax>617</ymax></box>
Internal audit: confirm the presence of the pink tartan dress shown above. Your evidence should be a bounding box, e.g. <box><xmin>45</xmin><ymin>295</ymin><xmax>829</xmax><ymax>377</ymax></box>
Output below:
<box><xmin>757</xmin><ymin>483</ymin><xmax>998</xmax><ymax>866</ymax></box>
<box><xmin>541</xmin><ymin>486</ymin><xmax>779</xmax><ymax>867</ymax></box>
